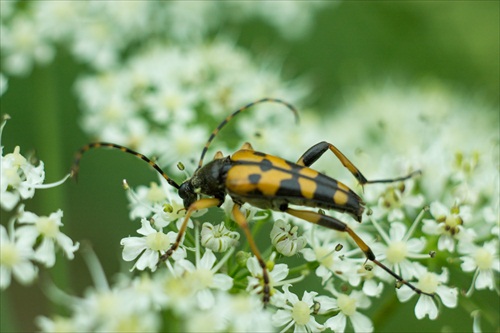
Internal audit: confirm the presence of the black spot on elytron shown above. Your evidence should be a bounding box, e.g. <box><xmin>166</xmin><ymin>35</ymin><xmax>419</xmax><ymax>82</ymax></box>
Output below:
<box><xmin>312</xmin><ymin>179</ymin><xmax>338</xmax><ymax>203</ymax></box>
<box><xmin>248</xmin><ymin>173</ymin><xmax>262</xmax><ymax>184</ymax></box>
<box><xmin>285</xmin><ymin>160</ymin><xmax>297</xmax><ymax>169</ymax></box>
<box><xmin>253</xmin><ymin>151</ymin><xmax>266</xmax><ymax>157</ymax></box>
<box><xmin>275</xmin><ymin>176</ymin><xmax>301</xmax><ymax>197</ymax></box>
<box><xmin>259</xmin><ymin>158</ymin><xmax>273</xmax><ymax>171</ymax></box>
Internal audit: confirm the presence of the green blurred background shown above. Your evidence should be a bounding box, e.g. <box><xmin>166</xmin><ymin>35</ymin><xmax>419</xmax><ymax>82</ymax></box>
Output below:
<box><xmin>1</xmin><ymin>2</ymin><xmax>498</xmax><ymax>332</ymax></box>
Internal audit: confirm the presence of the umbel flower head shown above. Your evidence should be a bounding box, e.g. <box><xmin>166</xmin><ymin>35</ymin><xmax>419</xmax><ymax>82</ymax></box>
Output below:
<box><xmin>0</xmin><ymin>116</ymin><xmax>76</xmax><ymax>290</ymax></box>
<box><xmin>1</xmin><ymin>2</ymin><xmax>498</xmax><ymax>330</ymax></box>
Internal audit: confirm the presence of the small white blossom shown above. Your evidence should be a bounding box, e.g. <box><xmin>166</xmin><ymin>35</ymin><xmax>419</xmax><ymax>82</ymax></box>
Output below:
<box><xmin>175</xmin><ymin>249</ymin><xmax>233</xmax><ymax>309</ymax></box>
<box><xmin>0</xmin><ymin>224</ymin><xmax>38</xmax><ymax>289</ymax></box>
<box><xmin>319</xmin><ymin>285</ymin><xmax>373</xmax><ymax>333</ymax></box>
<box><xmin>200</xmin><ymin>221</ymin><xmax>240</xmax><ymax>252</ymax></box>
<box><xmin>217</xmin><ymin>292</ymin><xmax>273</xmax><ymax>332</ymax></box>
<box><xmin>120</xmin><ymin>218</ymin><xmax>185</xmax><ymax>271</ymax></box>
<box><xmin>396</xmin><ymin>265</ymin><xmax>458</xmax><ymax>320</ymax></box>
<box><xmin>272</xmin><ymin>284</ymin><xmax>325</xmax><ymax>332</ymax></box>
<box><xmin>1</xmin><ymin>146</ymin><xmax>45</xmax><ymax>210</ymax></box>
<box><xmin>370</xmin><ymin>219</ymin><xmax>429</xmax><ymax>281</ymax></box>
<box><xmin>126</xmin><ymin>180</ymin><xmax>196</xmax><ymax>229</ymax></box>
<box><xmin>423</xmin><ymin>201</ymin><xmax>474</xmax><ymax>252</ymax></box>
<box><xmin>373</xmin><ymin>180</ymin><xmax>425</xmax><ymax>221</ymax></box>
<box><xmin>1</xmin><ymin>118</ymin><xmax>71</xmax><ymax>211</ymax></box>
<box><xmin>247</xmin><ymin>254</ymin><xmax>290</xmax><ymax>301</ymax></box>
<box><xmin>16</xmin><ymin>205</ymin><xmax>79</xmax><ymax>267</ymax></box>
<box><xmin>36</xmin><ymin>316</ymin><xmax>80</xmax><ymax>333</ymax></box>
<box><xmin>301</xmin><ymin>227</ymin><xmax>357</xmax><ymax>285</ymax></box>
<box><xmin>459</xmin><ymin>239</ymin><xmax>500</xmax><ymax>293</ymax></box>
<box><xmin>270</xmin><ymin>219</ymin><xmax>307</xmax><ymax>257</ymax></box>
<box><xmin>1</xmin><ymin>14</ymin><xmax>55</xmax><ymax>76</ymax></box>
<box><xmin>346</xmin><ymin>265</ymin><xmax>385</xmax><ymax>298</ymax></box>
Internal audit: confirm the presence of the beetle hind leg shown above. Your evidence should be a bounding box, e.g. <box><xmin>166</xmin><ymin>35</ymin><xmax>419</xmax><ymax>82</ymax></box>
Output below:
<box><xmin>296</xmin><ymin>141</ymin><xmax>420</xmax><ymax>186</ymax></box>
<box><xmin>285</xmin><ymin>207</ymin><xmax>434</xmax><ymax>297</ymax></box>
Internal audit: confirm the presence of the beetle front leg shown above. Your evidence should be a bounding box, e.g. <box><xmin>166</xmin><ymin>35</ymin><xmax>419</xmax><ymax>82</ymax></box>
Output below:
<box><xmin>231</xmin><ymin>203</ymin><xmax>272</xmax><ymax>305</ymax></box>
<box><xmin>285</xmin><ymin>207</ymin><xmax>434</xmax><ymax>297</ymax></box>
<box><xmin>159</xmin><ymin>197</ymin><xmax>221</xmax><ymax>263</ymax></box>
<box><xmin>296</xmin><ymin>141</ymin><xmax>420</xmax><ymax>186</ymax></box>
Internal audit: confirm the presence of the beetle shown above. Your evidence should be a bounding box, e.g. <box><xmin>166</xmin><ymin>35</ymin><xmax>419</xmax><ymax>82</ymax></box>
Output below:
<box><xmin>72</xmin><ymin>98</ymin><xmax>434</xmax><ymax>303</ymax></box>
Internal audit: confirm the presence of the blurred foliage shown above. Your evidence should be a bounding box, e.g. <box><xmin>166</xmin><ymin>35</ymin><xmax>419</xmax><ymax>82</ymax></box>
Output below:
<box><xmin>1</xmin><ymin>2</ymin><xmax>498</xmax><ymax>332</ymax></box>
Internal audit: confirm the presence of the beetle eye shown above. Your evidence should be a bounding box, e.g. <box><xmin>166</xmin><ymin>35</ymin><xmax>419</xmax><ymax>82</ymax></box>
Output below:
<box><xmin>178</xmin><ymin>182</ymin><xmax>196</xmax><ymax>208</ymax></box>
<box><xmin>178</xmin><ymin>182</ymin><xmax>189</xmax><ymax>199</ymax></box>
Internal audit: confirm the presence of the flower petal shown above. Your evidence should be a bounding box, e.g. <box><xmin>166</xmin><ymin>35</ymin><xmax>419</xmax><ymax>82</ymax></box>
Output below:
<box><xmin>436</xmin><ymin>285</ymin><xmax>458</xmax><ymax>308</ymax></box>
<box><xmin>415</xmin><ymin>296</ymin><xmax>438</xmax><ymax>320</ymax></box>
<box><xmin>121</xmin><ymin>237</ymin><xmax>146</xmax><ymax>261</ymax></box>
<box><xmin>325</xmin><ymin>313</ymin><xmax>347</xmax><ymax>333</ymax></box>
<box><xmin>350</xmin><ymin>312</ymin><xmax>373</xmax><ymax>333</ymax></box>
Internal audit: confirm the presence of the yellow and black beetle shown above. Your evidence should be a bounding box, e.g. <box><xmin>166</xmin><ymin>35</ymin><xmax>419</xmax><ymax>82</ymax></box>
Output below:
<box><xmin>72</xmin><ymin>98</ymin><xmax>434</xmax><ymax>303</ymax></box>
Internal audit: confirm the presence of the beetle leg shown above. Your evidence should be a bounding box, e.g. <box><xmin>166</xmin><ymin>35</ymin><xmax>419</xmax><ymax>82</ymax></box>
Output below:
<box><xmin>159</xmin><ymin>197</ymin><xmax>221</xmax><ymax>263</ymax></box>
<box><xmin>285</xmin><ymin>207</ymin><xmax>435</xmax><ymax>297</ymax></box>
<box><xmin>232</xmin><ymin>203</ymin><xmax>272</xmax><ymax>305</ymax></box>
<box><xmin>296</xmin><ymin>141</ymin><xmax>420</xmax><ymax>186</ymax></box>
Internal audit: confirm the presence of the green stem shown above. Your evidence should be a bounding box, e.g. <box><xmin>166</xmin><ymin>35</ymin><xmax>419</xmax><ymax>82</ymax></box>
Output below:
<box><xmin>0</xmin><ymin>291</ymin><xmax>17</xmax><ymax>332</ymax></box>
<box><xmin>32</xmin><ymin>61</ymin><xmax>71</xmax><ymax>305</ymax></box>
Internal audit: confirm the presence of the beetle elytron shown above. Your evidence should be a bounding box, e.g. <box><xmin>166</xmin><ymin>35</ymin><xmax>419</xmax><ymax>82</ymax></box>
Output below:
<box><xmin>72</xmin><ymin>98</ymin><xmax>434</xmax><ymax>303</ymax></box>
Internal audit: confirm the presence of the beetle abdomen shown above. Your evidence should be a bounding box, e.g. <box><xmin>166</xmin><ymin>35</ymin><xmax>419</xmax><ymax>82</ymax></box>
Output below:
<box><xmin>225</xmin><ymin>150</ymin><xmax>364</xmax><ymax>221</ymax></box>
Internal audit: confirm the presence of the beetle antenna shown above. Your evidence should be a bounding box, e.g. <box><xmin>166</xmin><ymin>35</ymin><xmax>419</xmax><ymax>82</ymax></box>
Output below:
<box><xmin>197</xmin><ymin>98</ymin><xmax>300</xmax><ymax>170</ymax></box>
<box><xmin>71</xmin><ymin>142</ymin><xmax>181</xmax><ymax>190</ymax></box>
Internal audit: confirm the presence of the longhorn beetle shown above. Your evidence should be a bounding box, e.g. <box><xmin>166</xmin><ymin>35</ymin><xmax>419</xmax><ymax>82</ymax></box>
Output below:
<box><xmin>72</xmin><ymin>98</ymin><xmax>434</xmax><ymax>303</ymax></box>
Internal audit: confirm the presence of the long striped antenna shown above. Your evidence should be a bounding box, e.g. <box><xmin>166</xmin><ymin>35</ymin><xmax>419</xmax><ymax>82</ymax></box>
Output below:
<box><xmin>71</xmin><ymin>142</ymin><xmax>181</xmax><ymax>190</ymax></box>
<box><xmin>197</xmin><ymin>98</ymin><xmax>300</xmax><ymax>170</ymax></box>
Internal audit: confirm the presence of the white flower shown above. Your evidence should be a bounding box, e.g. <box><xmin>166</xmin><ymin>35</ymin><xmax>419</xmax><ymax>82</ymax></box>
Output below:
<box><xmin>270</xmin><ymin>219</ymin><xmax>306</xmax><ymax>257</ymax></box>
<box><xmin>1</xmin><ymin>146</ymin><xmax>44</xmax><ymax>210</ymax></box>
<box><xmin>346</xmin><ymin>265</ymin><xmax>385</xmax><ymax>298</ymax></box>
<box><xmin>373</xmin><ymin>180</ymin><xmax>424</xmax><ymax>221</ymax></box>
<box><xmin>38</xmin><ymin>248</ymin><xmax>162</xmax><ymax>332</ymax></box>
<box><xmin>0</xmin><ymin>119</ymin><xmax>71</xmax><ymax>211</ymax></box>
<box><xmin>0</xmin><ymin>224</ymin><xmax>38</xmax><ymax>289</ymax></box>
<box><xmin>16</xmin><ymin>205</ymin><xmax>79</xmax><ymax>267</ymax></box>
<box><xmin>1</xmin><ymin>14</ymin><xmax>55</xmax><ymax>76</ymax></box>
<box><xmin>36</xmin><ymin>316</ymin><xmax>79</xmax><ymax>333</ymax></box>
<box><xmin>370</xmin><ymin>219</ymin><xmax>429</xmax><ymax>281</ymax></box>
<box><xmin>301</xmin><ymin>227</ymin><xmax>357</xmax><ymax>285</ymax></box>
<box><xmin>272</xmin><ymin>284</ymin><xmax>324</xmax><ymax>332</ymax></box>
<box><xmin>423</xmin><ymin>201</ymin><xmax>474</xmax><ymax>252</ymax></box>
<box><xmin>120</xmin><ymin>218</ymin><xmax>185</xmax><ymax>271</ymax></box>
<box><xmin>396</xmin><ymin>265</ymin><xmax>458</xmax><ymax>320</ymax></box>
<box><xmin>200</xmin><ymin>221</ymin><xmax>240</xmax><ymax>252</ymax></box>
<box><xmin>78</xmin><ymin>286</ymin><xmax>159</xmax><ymax>332</ymax></box>
<box><xmin>246</xmin><ymin>254</ymin><xmax>290</xmax><ymax>301</ymax></box>
<box><xmin>180</xmin><ymin>291</ymin><xmax>273</xmax><ymax>333</ymax></box>
<box><xmin>126</xmin><ymin>180</ymin><xmax>196</xmax><ymax>229</ymax></box>
<box><xmin>219</xmin><ymin>292</ymin><xmax>273</xmax><ymax>332</ymax></box>
<box><xmin>459</xmin><ymin>239</ymin><xmax>500</xmax><ymax>293</ymax></box>
<box><xmin>175</xmin><ymin>249</ymin><xmax>233</xmax><ymax>309</ymax></box>
<box><xmin>319</xmin><ymin>285</ymin><xmax>373</xmax><ymax>333</ymax></box>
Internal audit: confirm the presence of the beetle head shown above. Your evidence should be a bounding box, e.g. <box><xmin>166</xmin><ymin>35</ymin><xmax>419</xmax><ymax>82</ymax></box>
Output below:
<box><xmin>178</xmin><ymin>181</ymin><xmax>197</xmax><ymax>209</ymax></box>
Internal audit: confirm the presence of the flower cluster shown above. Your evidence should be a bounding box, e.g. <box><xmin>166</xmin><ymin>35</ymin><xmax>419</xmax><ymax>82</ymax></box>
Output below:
<box><xmin>0</xmin><ymin>1</ymin><xmax>326</xmax><ymax>75</ymax></box>
<box><xmin>1</xmin><ymin>117</ymin><xmax>77</xmax><ymax>290</ymax></box>
<box><xmin>1</xmin><ymin>2</ymin><xmax>498</xmax><ymax>332</ymax></box>
<box><xmin>74</xmin><ymin>41</ymin><xmax>310</xmax><ymax>169</ymax></box>
<box><xmin>33</xmin><ymin>84</ymin><xmax>496</xmax><ymax>332</ymax></box>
